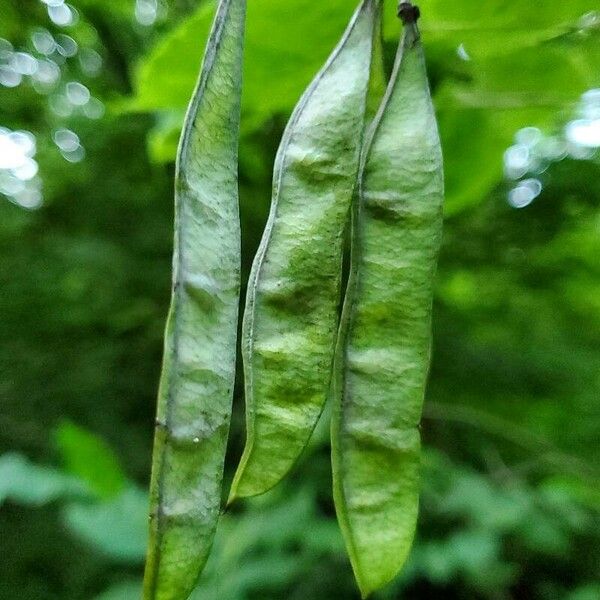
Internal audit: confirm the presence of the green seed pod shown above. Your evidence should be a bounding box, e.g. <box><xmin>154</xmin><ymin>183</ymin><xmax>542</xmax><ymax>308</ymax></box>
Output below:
<box><xmin>143</xmin><ymin>1</ymin><xmax>245</xmax><ymax>598</ymax></box>
<box><xmin>229</xmin><ymin>0</ymin><xmax>383</xmax><ymax>503</ymax></box>
<box><xmin>331</xmin><ymin>9</ymin><xmax>444</xmax><ymax>598</ymax></box>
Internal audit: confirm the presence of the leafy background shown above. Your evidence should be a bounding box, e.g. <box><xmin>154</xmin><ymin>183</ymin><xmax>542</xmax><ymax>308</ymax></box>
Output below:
<box><xmin>1</xmin><ymin>0</ymin><xmax>599</xmax><ymax>598</ymax></box>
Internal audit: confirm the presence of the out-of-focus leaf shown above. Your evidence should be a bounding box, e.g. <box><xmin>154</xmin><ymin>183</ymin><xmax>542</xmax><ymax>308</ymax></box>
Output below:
<box><xmin>440</xmin><ymin>33</ymin><xmax>600</xmax><ymax>110</ymax></box>
<box><xmin>383</xmin><ymin>448</ymin><xmax>599</xmax><ymax>597</ymax></box>
<box><xmin>436</xmin><ymin>29</ymin><xmax>600</xmax><ymax>214</ymax></box>
<box><xmin>439</xmin><ymin>109</ymin><xmax>505</xmax><ymax>215</ymax></box>
<box><xmin>129</xmin><ymin>0</ymin><xmax>600</xmax><ymax>116</ymax></box>
<box><xmin>542</xmin><ymin>476</ymin><xmax>600</xmax><ymax>510</ymax></box>
<box><xmin>418</xmin><ymin>0</ymin><xmax>599</xmax><ymax>30</ymax></box>
<box><xmin>129</xmin><ymin>0</ymin><xmax>363</xmax><ymax>121</ymax></box>
<box><xmin>188</xmin><ymin>486</ymin><xmax>343</xmax><ymax>599</ymax></box>
<box><xmin>62</xmin><ymin>486</ymin><xmax>148</xmax><ymax>562</ymax></box>
<box><xmin>54</xmin><ymin>420</ymin><xmax>126</xmax><ymax>499</ymax></box>
<box><xmin>566</xmin><ymin>584</ymin><xmax>600</xmax><ymax>600</ymax></box>
<box><xmin>94</xmin><ymin>580</ymin><xmax>143</xmax><ymax>600</ymax></box>
<box><xmin>76</xmin><ymin>0</ymin><xmax>134</xmax><ymax>18</ymax></box>
<box><xmin>411</xmin><ymin>530</ymin><xmax>514</xmax><ymax>589</ymax></box>
<box><xmin>439</xmin><ymin>105</ymin><xmax>549</xmax><ymax>215</ymax></box>
<box><xmin>409</xmin><ymin>0</ymin><xmax>600</xmax><ymax>59</ymax></box>
<box><xmin>146</xmin><ymin>110</ymin><xmax>185</xmax><ymax>163</ymax></box>
<box><xmin>128</xmin><ymin>0</ymin><xmax>600</xmax><ymax>215</ymax></box>
<box><xmin>0</xmin><ymin>453</ymin><xmax>88</xmax><ymax>506</ymax></box>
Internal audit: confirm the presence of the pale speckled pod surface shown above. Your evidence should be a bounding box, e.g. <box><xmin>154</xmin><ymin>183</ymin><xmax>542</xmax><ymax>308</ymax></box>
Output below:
<box><xmin>228</xmin><ymin>0</ymin><xmax>382</xmax><ymax>502</ymax></box>
<box><xmin>143</xmin><ymin>0</ymin><xmax>245</xmax><ymax>598</ymax></box>
<box><xmin>331</xmin><ymin>21</ymin><xmax>444</xmax><ymax>598</ymax></box>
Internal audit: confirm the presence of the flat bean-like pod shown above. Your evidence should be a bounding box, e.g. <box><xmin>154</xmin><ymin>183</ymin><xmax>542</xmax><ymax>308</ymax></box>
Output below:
<box><xmin>331</xmin><ymin>12</ymin><xmax>444</xmax><ymax>598</ymax></box>
<box><xmin>229</xmin><ymin>0</ymin><xmax>382</xmax><ymax>502</ymax></box>
<box><xmin>143</xmin><ymin>1</ymin><xmax>245</xmax><ymax>598</ymax></box>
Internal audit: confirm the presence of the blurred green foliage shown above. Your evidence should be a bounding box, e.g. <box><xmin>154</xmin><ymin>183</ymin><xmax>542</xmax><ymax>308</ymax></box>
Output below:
<box><xmin>0</xmin><ymin>1</ymin><xmax>599</xmax><ymax>599</ymax></box>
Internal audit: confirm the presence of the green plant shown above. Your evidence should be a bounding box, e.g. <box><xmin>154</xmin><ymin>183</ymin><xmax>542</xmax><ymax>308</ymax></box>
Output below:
<box><xmin>2</xmin><ymin>0</ymin><xmax>597</xmax><ymax>599</ymax></box>
<box><xmin>145</xmin><ymin>1</ymin><xmax>445</xmax><ymax>597</ymax></box>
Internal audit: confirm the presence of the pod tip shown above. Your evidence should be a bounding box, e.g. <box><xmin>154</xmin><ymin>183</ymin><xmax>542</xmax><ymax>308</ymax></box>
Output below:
<box><xmin>358</xmin><ymin>581</ymin><xmax>372</xmax><ymax>600</ymax></box>
<box><xmin>226</xmin><ymin>489</ymin><xmax>238</xmax><ymax>507</ymax></box>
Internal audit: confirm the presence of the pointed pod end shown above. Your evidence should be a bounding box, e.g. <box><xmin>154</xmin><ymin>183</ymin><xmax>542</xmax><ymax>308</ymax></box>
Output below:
<box><xmin>226</xmin><ymin>465</ymin><xmax>248</xmax><ymax>507</ymax></box>
<box><xmin>226</xmin><ymin>489</ymin><xmax>239</xmax><ymax>508</ymax></box>
<box><xmin>358</xmin><ymin>578</ymin><xmax>375</xmax><ymax>600</ymax></box>
<box><xmin>226</xmin><ymin>473</ymin><xmax>254</xmax><ymax>506</ymax></box>
<box><xmin>397</xmin><ymin>2</ymin><xmax>420</xmax><ymax>24</ymax></box>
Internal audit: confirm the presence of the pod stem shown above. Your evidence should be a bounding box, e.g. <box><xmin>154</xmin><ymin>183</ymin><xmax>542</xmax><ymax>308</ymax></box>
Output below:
<box><xmin>398</xmin><ymin>1</ymin><xmax>421</xmax><ymax>42</ymax></box>
<box><xmin>397</xmin><ymin>1</ymin><xmax>420</xmax><ymax>23</ymax></box>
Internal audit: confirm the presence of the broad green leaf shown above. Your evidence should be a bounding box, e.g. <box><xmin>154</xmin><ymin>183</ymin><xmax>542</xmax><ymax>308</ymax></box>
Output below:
<box><xmin>130</xmin><ymin>0</ymin><xmax>600</xmax><ymax>117</ymax></box>
<box><xmin>146</xmin><ymin>110</ymin><xmax>186</xmax><ymax>164</ymax></box>
<box><xmin>63</xmin><ymin>486</ymin><xmax>149</xmax><ymax>562</ymax></box>
<box><xmin>130</xmin><ymin>0</ymin><xmax>364</xmax><ymax>121</ymax></box>
<box><xmin>0</xmin><ymin>452</ymin><xmax>88</xmax><ymax>506</ymax></box>
<box><xmin>439</xmin><ymin>109</ymin><xmax>506</xmax><ymax>216</ymax></box>
<box><xmin>54</xmin><ymin>420</ymin><xmax>126</xmax><ymax>499</ymax></box>
<box><xmin>420</xmin><ymin>0</ymin><xmax>599</xmax><ymax>29</ymax></box>
<box><xmin>412</xmin><ymin>0</ymin><xmax>600</xmax><ymax>59</ymax></box>
<box><xmin>440</xmin><ymin>33</ymin><xmax>600</xmax><ymax>110</ymax></box>
<box><xmin>439</xmin><ymin>105</ymin><xmax>548</xmax><ymax>215</ymax></box>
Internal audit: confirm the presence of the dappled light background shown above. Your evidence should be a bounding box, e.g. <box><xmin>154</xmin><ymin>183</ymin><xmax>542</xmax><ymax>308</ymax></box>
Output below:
<box><xmin>1</xmin><ymin>1</ymin><xmax>599</xmax><ymax>599</ymax></box>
